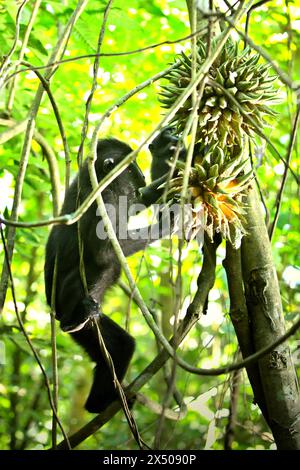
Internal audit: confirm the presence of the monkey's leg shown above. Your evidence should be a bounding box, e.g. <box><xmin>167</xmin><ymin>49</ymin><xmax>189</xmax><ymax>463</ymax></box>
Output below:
<box><xmin>54</xmin><ymin>269</ymin><xmax>99</xmax><ymax>333</ymax></box>
<box><xmin>72</xmin><ymin>314</ymin><xmax>135</xmax><ymax>413</ymax></box>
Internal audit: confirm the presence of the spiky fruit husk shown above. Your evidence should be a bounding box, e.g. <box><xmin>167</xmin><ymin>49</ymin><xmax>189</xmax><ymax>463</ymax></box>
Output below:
<box><xmin>161</xmin><ymin>144</ymin><xmax>252</xmax><ymax>247</ymax></box>
<box><xmin>160</xmin><ymin>39</ymin><xmax>278</xmax><ymax>147</ymax></box>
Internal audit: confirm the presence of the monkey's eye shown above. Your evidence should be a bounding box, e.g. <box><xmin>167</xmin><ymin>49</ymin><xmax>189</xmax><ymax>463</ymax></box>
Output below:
<box><xmin>103</xmin><ymin>158</ymin><xmax>115</xmax><ymax>173</ymax></box>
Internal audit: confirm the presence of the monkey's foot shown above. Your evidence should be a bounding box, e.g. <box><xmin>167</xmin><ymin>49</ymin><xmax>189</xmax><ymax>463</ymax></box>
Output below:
<box><xmin>60</xmin><ymin>296</ymin><xmax>100</xmax><ymax>333</ymax></box>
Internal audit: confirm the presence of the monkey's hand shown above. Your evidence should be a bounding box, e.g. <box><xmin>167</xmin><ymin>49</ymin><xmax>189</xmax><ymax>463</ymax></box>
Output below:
<box><xmin>149</xmin><ymin>126</ymin><xmax>186</xmax><ymax>184</ymax></box>
<box><xmin>149</xmin><ymin>126</ymin><xmax>180</xmax><ymax>154</ymax></box>
<box><xmin>60</xmin><ymin>296</ymin><xmax>100</xmax><ymax>333</ymax></box>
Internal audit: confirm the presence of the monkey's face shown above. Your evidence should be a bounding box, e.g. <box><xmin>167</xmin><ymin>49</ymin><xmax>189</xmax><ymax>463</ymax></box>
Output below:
<box><xmin>96</xmin><ymin>138</ymin><xmax>146</xmax><ymax>208</ymax></box>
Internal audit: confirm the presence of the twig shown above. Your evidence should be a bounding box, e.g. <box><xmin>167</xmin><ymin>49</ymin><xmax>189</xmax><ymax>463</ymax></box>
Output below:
<box><xmin>77</xmin><ymin>0</ymin><xmax>114</xmax><ymax>170</ymax></box>
<box><xmin>0</xmin><ymin>118</ymin><xmax>28</xmax><ymax>144</ymax></box>
<box><xmin>9</xmin><ymin>233</ymin><xmax>39</xmax><ymax>448</ymax></box>
<box><xmin>33</xmin><ymin>130</ymin><xmax>61</xmax><ymax>213</ymax></box>
<box><xmin>0</xmin><ymin>1</ymin><xmax>28</xmax><ymax>79</ymax></box>
<box><xmin>6</xmin><ymin>0</ymin><xmax>42</xmax><ymax>113</ymax></box>
<box><xmin>245</xmin><ymin>0</ymin><xmax>272</xmax><ymax>39</ymax></box>
<box><xmin>249</xmin><ymin>141</ymin><xmax>270</xmax><ymax>226</ymax></box>
<box><xmin>136</xmin><ymin>392</ymin><xmax>187</xmax><ymax>421</ymax></box>
<box><xmin>175</xmin><ymin>311</ymin><xmax>300</xmax><ymax>376</ymax></box>
<box><xmin>50</xmin><ymin>258</ymin><xmax>58</xmax><ymax>449</ymax></box>
<box><xmin>21</xmin><ymin>61</ymin><xmax>71</xmax><ymax>191</ymax></box>
<box><xmin>269</xmin><ymin>106</ymin><xmax>300</xmax><ymax>239</ymax></box>
<box><xmin>2</xmin><ymin>26</ymin><xmax>211</xmax><ymax>86</ymax></box>
<box><xmin>93</xmin><ymin>318</ymin><xmax>148</xmax><ymax>450</ymax></box>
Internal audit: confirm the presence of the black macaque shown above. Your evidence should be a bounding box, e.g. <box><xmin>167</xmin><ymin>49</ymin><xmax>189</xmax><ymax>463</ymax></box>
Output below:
<box><xmin>44</xmin><ymin>131</ymin><xmax>181</xmax><ymax>413</ymax></box>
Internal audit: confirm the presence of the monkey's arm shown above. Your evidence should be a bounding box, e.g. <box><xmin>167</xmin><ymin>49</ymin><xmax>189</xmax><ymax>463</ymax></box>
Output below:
<box><xmin>121</xmin><ymin>216</ymin><xmax>173</xmax><ymax>257</ymax></box>
<box><xmin>139</xmin><ymin>127</ymin><xmax>187</xmax><ymax>207</ymax></box>
<box><xmin>138</xmin><ymin>174</ymin><xmax>167</xmax><ymax>207</ymax></box>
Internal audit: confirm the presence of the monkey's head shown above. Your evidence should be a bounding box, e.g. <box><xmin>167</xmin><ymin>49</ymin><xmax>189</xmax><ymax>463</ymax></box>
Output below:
<box><xmin>96</xmin><ymin>138</ymin><xmax>146</xmax><ymax>205</ymax></box>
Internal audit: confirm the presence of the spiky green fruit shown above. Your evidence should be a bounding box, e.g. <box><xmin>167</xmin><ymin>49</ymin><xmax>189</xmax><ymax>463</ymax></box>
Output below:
<box><xmin>161</xmin><ymin>144</ymin><xmax>252</xmax><ymax>247</ymax></box>
<box><xmin>160</xmin><ymin>39</ymin><xmax>278</xmax><ymax>147</ymax></box>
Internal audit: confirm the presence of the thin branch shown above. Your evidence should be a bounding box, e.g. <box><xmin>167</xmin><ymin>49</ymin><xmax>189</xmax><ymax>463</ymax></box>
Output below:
<box><xmin>2</xmin><ymin>26</ymin><xmax>211</xmax><ymax>87</ymax></box>
<box><xmin>21</xmin><ymin>61</ymin><xmax>71</xmax><ymax>191</ymax></box>
<box><xmin>156</xmin><ymin>309</ymin><xmax>300</xmax><ymax>377</ymax></box>
<box><xmin>269</xmin><ymin>106</ymin><xmax>300</xmax><ymax>239</ymax></box>
<box><xmin>33</xmin><ymin>130</ymin><xmax>61</xmax><ymax>213</ymax></box>
<box><xmin>248</xmin><ymin>139</ymin><xmax>270</xmax><ymax>225</ymax></box>
<box><xmin>0</xmin><ymin>0</ymin><xmax>28</xmax><ymax>79</ymax></box>
<box><xmin>6</xmin><ymin>0</ymin><xmax>42</xmax><ymax>113</ymax></box>
<box><xmin>50</xmin><ymin>259</ymin><xmax>58</xmax><ymax>449</ymax></box>
<box><xmin>245</xmin><ymin>0</ymin><xmax>272</xmax><ymax>39</ymax></box>
<box><xmin>0</xmin><ymin>118</ymin><xmax>28</xmax><ymax>144</ymax></box>
<box><xmin>77</xmin><ymin>0</ymin><xmax>114</xmax><ymax>170</ymax></box>
<box><xmin>136</xmin><ymin>392</ymin><xmax>187</xmax><ymax>421</ymax></box>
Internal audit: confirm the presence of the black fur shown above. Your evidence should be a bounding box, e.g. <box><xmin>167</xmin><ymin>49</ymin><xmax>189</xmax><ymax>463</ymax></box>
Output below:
<box><xmin>140</xmin><ymin>127</ymin><xmax>187</xmax><ymax>207</ymax></box>
<box><xmin>44</xmin><ymin>134</ymin><xmax>177</xmax><ymax>413</ymax></box>
<box><xmin>149</xmin><ymin>126</ymin><xmax>186</xmax><ymax>181</ymax></box>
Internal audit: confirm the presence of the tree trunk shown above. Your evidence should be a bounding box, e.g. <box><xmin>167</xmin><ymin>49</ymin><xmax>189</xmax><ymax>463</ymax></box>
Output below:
<box><xmin>241</xmin><ymin>186</ymin><xmax>300</xmax><ymax>449</ymax></box>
